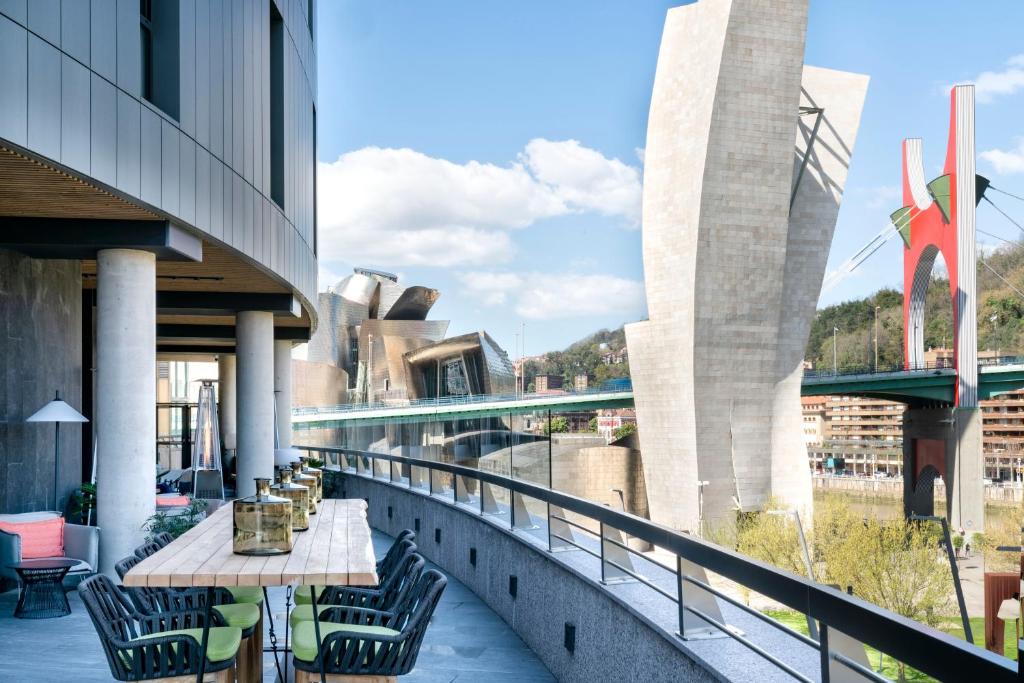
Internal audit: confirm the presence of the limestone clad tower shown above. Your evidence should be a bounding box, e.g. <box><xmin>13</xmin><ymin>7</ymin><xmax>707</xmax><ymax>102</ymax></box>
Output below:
<box><xmin>625</xmin><ymin>0</ymin><xmax>869</xmax><ymax>530</ymax></box>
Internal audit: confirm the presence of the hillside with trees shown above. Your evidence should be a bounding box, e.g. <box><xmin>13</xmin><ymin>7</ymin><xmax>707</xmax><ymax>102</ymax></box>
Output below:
<box><xmin>522</xmin><ymin>327</ymin><xmax>630</xmax><ymax>391</ymax></box>
<box><xmin>807</xmin><ymin>240</ymin><xmax>1024</xmax><ymax>370</ymax></box>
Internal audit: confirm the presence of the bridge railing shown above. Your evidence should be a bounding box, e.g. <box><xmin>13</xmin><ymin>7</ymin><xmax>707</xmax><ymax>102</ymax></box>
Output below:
<box><xmin>292</xmin><ymin>378</ymin><xmax>633</xmax><ymax>416</ymax></box>
<box><xmin>803</xmin><ymin>355</ymin><xmax>1024</xmax><ymax>379</ymax></box>
<box><xmin>300</xmin><ymin>445</ymin><xmax>1017</xmax><ymax>683</ymax></box>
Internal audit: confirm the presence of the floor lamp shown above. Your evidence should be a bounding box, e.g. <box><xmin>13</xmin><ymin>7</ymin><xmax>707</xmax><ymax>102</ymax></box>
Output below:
<box><xmin>27</xmin><ymin>391</ymin><xmax>88</xmax><ymax>512</ymax></box>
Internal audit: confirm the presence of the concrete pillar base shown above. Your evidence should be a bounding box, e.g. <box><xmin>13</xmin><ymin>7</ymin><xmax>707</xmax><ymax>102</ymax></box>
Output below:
<box><xmin>902</xmin><ymin>406</ymin><xmax>984</xmax><ymax>532</ymax></box>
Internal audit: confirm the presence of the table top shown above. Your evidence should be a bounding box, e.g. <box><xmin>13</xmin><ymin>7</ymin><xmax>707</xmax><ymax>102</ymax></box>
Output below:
<box><xmin>123</xmin><ymin>499</ymin><xmax>378</xmax><ymax>588</ymax></box>
<box><xmin>8</xmin><ymin>559</ymin><xmax>79</xmax><ymax>571</ymax></box>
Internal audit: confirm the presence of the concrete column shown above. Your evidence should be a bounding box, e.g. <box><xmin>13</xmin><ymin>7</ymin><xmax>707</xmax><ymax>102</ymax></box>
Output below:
<box><xmin>274</xmin><ymin>341</ymin><xmax>293</xmax><ymax>449</ymax></box>
<box><xmin>95</xmin><ymin>249</ymin><xmax>155</xmax><ymax>575</ymax></box>
<box><xmin>217</xmin><ymin>354</ymin><xmax>237</xmax><ymax>452</ymax></box>
<box><xmin>236</xmin><ymin>311</ymin><xmax>274</xmax><ymax>497</ymax></box>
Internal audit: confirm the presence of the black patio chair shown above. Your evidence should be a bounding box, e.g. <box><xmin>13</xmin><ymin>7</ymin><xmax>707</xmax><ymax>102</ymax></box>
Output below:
<box><xmin>291</xmin><ymin>569</ymin><xmax>447</xmax><ymax>682</ymax></box>
<box><xmin>295</xmin><ymin>536</ymin><xmax>417</xmax><ymax>607</ymax></box>
<box><xmin>377</xmin><ymin>530</ymin><xmax>416</xmax><ymax>574</ymax></box>
<box><xmin>290</xmin><ymin>551</ymin><xmax>425</xmax><ymax>629</ymax></box>
<box><xmin>151</xmin><ymin>532</ymin><xmax>175</xmax><ymax>548</ymax></box>
<box><xmin>114</xmin><ymin>555</ymin><xmax>261</xmax><ymax>679</ymax></box>
<box><xmin>78</xmin><ymin>574</ymin><xmax>241</xmax><ymax>682</ymax></box>
<box><xmin>133</xmin><ymin>540</ymin><xmax>163</xmax><ymax>560</ymax></box>
<box><xmin>326</xmin><ymin>546</ymin><xmax>423</xmax><ymax>611</ymax></box>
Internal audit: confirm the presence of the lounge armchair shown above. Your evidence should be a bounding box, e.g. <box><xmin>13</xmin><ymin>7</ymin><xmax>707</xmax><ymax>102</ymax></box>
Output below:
<box><xmin>292</xmin><ymin>569</ymin><xmax>447</xmax><ymax>683</ymax></box>
<box><xmin>0</xmin><ymin>511</ymin><xmax>98</xmax><ymax>591</ymax></box>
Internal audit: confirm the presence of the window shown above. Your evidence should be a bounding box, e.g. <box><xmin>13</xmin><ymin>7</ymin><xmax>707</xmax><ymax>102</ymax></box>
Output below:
<box><xmin>140</xmin><ymin>0</ymin><xmax>179</xmax><ymax>118</ymax></box>
<box><xmin>270</xmin><ymin>4</ymin><xmax>285</xmax><ymax>208</ymax></box>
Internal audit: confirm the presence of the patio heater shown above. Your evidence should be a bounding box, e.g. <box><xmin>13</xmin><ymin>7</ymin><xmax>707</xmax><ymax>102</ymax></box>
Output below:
<box><xmin>27</xmin><ymin>391</ymin><xmax>88</xmax><ymax>512</ymax></box>
<box><xmin>192</xmin><ymin>379</ymin><xmax>225</xmax><ymax>499</ymax></box>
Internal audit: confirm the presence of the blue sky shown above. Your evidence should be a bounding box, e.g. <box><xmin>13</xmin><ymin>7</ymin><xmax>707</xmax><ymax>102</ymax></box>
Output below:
<box><xmin>314</xmin><ymin>1</ymin><xmax>1024</xmax><ymax>357</ymax></box>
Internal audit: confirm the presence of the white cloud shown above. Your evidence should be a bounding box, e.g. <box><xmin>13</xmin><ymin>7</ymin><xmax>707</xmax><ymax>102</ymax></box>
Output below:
<box><xmin>957</xmin><ymin>54</ymin><xmax>1024</xmax><ymax>104</ymax></box>
<box><xmin>316</xmin><ymin>140</ymin><xmax>641</xmax><ymax>268</ymax></box>
<box><xmin>863</xmin><ymin>185</ymin><xmax>902</xmax><ymax>209</ymax></box>
<box><xmin>981</xmin><ymin>138</ymin><xmax>1024</xmax><ymax>175</ymax></box>
<box><xmin>522</xmin><ymin>139</ymin><xmax>641</xmax><ymax>226</ymax></box>
<box><xmin>459</xmin><ymin>271</ymin><xmax>646</xmax><ymax>321</ymax></box>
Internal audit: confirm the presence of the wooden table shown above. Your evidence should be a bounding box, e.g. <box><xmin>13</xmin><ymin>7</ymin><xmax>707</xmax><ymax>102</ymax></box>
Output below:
<box><xmin>125</xmin><ymin>499</ymin><xmax>379</xmax><ymax>683</ymax></box>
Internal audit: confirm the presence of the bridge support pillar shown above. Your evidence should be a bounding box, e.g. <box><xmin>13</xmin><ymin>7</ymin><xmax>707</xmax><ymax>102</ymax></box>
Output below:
<box><xmin>902</xmin><ymin>407</ymin><xmax>984</xmax><ymax>532</ymax></box>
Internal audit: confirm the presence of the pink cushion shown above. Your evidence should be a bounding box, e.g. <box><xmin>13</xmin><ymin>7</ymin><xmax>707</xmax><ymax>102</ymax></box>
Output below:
<box><xmin>156</xmin><ymin>495</ymin><xmax>190</xmax><ymax>507</ymax></box>
<box><xmin>0</xmin><ymin>517</ymin><xmax>65</xmax><ymax>559</ymax></box>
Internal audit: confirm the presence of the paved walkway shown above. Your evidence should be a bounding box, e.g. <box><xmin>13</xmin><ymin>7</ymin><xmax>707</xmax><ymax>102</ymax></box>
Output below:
<box><xmin>0</xmin><ymin>531</ymin><xmax>553</xmax><ymax>683</ymax></box>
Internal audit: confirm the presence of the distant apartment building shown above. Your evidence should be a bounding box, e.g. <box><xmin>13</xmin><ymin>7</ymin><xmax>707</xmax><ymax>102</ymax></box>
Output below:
<box><xmin>981</xmin><ymin>388</ymin><xmax>1024</xmax><ymax>482</ymax></box>
<box><xmin>800</xmin><ymin>396</ymin><xmax>826</xmax><ymax>447</ymax></box>
<box><xmin>601</xmin><ymin>348</ymin><xmax>629</xmax><ymax>365</ymax></box>
<box><xmin>805</xmin><ymin>395</ymin><xmax>905</xmax><ymax>476</ymax></box>
<box><xmin>923</xmin><ymin>347</ymin><xmax>1000</xmax><ymax>368</ymax></box>
<box><xmin>574</xmin><ymin>374</ymin><xmax>589</xmax><ymax>391</ymax></box>
<box><xmin>535</xmin><ymin>374</ymin><xmax>564</xmax><ymax>392</ymax></box>
<box><xmin>804</xmin><ymin>389</ymin><xmax>1024</xmax><ymax>481</ymax></box>
<box><xmin>597</xmin><ymin>409</ymin><xmax>637</xmax><ymax>442</ymax></box>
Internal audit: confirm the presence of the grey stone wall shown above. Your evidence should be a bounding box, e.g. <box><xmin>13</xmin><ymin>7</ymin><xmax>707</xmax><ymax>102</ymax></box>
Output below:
<box><xmin>333</xmin><ymin>471</ymin><xmax>714</xmax><ymax>683</ymax></box>
<box><xmin>0</xmin><ymin>249</ymin><xmax>82</xmax><ymax>513</ymax></box>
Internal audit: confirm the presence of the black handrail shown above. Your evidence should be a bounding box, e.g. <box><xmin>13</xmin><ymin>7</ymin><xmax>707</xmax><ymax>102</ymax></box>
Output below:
<box><xmin>301</xmin><ymin>445</ymin><xmax>1017</xmax><ymax>683</ymax></box>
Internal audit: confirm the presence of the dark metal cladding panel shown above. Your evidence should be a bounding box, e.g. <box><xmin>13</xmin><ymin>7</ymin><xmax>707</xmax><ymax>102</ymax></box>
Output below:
<box><xmin>60</xmin><ymin>56</ymin><xmax>91</xmax><ymax>174</ymax></box>
<box><xmin>89</xmin><ymin>74</ymin><xmax>117</xmax><ymax>185</ymax></box>
<box><xmin>115</xmin><ymin>91</ymin><xmax>142</xmax><ymax>197</ymax></box>
<box><xmin>27</xmin><ymin>36</ymin><xmax>61</xmax><ymax>161</ymax></box>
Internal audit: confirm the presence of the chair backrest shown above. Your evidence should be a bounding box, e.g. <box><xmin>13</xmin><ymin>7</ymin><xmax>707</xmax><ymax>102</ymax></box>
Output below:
<box><xmin>79</xmin><ymin>574</ymin><xmax>216</xmax><ymax>680</ymax></box>
<box><xmin>392</xmin><ymin>569</ymin><xmax>447</xmax><ymax>673</ymax></box>
<box><xmin>366</xmin><ymin>549</ymin><xmax>423</xmax><ymax>611</ymax></box>
<box><xmin>377</xmin><ymin>538</ymin><xmax>417</xmax><ymax>580</ymax></box>
<box><xmin>193</xmin><ymin>470</ymin><xmax>224</xmax><ymax>500</ymax></box>
<box><xmin>318</xmin><ymin>568</ymin><xmax>446</xmax><ymax>677</ymax></box>
<box><xmin>134</xmin><ymin>540</ymin><xmax>162</xmax><ymax>560</ymax></box>
<box><xmin>152</xmin><ymin>532</ymin><xmax>175</xmax><ymax>549</ymax></box>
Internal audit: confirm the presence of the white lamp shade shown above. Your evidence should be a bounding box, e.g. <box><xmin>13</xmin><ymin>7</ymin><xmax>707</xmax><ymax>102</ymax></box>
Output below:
<box><xmin>27</xmin><ymin>398</ymin><xmax>88</xmax><ymax>423</ymax></box>
<box><xmin>997</xmin><ymin>598</ymin><xmax>1021</xmax><ymax>621</ymax></box>
<box><xmin>274</xmin><ymin>448</ymin><xmax>304</xmax><ymax>468</ymax></box>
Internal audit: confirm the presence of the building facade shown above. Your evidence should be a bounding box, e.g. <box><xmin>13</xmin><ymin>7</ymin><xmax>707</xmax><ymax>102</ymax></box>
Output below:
<box><xmin>624</xmin><ymin>0</ymin><xmax>869</xmax><ymax>530</ymax></box>
<box><xmin>0</xmin><ymin>0</ymin><xmax>318</xmax><ymax>573</ymax></box>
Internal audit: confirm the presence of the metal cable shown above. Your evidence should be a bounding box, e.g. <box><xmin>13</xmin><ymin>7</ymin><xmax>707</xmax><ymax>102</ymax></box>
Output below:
<box><xmin>980</xmin><ymin>259</ymin><xmax>1024</xmax><ymax>300</ymax></box>
<box><xmin>983</xmin><ymin>195</ymin><xmax>1024</xmax><ymax>235</ymax></box>
<box><xmin>989</xmin><ymin>184</ymin><xmax>1024</xmax><ymax>203</ymax></box>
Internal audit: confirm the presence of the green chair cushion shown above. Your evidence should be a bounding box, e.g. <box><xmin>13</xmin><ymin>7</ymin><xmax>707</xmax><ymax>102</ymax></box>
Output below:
<box><xmin>226</xmin><ymin>586</ymin><xmax>264</xmax><ymax>604</ymax></box>
<box><xmin>292</xmin><ymin>621</ymin><xmax>400</xmax><ymax>663</ymax></box>
<box><xmin>128</xmin><ymin>626</ymin><xmax>242</xmax><ymax>663</ymax></box>
<box><xmin>293</xmin><ymin>585</ymin><xmax>328</xmax><ymax>605</ymax></box>
<box><xmin>214</xmin><ymin>602</ymin><xmax>261</xmax><ymax>629</ymax></box>
<box><xmin>290</xmin><ymin>603</ymin><xmax>336</xmax><ymax>629</ymax></box>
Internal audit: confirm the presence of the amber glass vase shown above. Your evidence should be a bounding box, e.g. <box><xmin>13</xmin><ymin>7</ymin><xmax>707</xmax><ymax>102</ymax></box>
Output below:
<box><xmin>233</xmin><ymin>478</ymin><xmax>293</xmax><ymax>555</ymax></box>
<box><xmin>272</xmin><ymin>468</ymin><xmax>310</xmax><ymax>531</ymax></box>
<box><xmin>299</xmin><ymin>457</ymin><xmax>323</xmax><ymax>502</ymax></box>
<box><xmin>291</xmin><ymin>461</ymin><xmax>318</xmax><ymax>514</ymax></box>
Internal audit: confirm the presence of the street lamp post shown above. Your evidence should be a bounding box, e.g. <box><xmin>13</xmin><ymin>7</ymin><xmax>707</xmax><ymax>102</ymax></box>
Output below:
<box><xmin>874</xmin><ymin>306</ymin><xmax>880</xmax><ymax>372</ymax></box>
<box><xmin>697</xmin><ymin>480</ymin><xmax>710</xmax><ymax>537</ymax></box>
<box><xmin>833</xmin><ymin>325</ymin><xmax>839</xmax><ymax>375</ymax></box>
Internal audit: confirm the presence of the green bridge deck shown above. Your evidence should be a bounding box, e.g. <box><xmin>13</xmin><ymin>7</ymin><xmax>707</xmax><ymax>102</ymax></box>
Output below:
<box><xmin>800</xmin><ymin>364</ymin><xmax>1024</xmax><ymax>405</ymax></box>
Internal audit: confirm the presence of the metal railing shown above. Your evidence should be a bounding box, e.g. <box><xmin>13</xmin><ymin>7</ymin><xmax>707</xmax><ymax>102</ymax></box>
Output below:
<box><xmin>298</xmin><ymin>445</ymin><xmax>1017</xmax><ymax>683</ymax></box>
<box><xmin>803</xmin><ymin>355</ymin><xmax>1024</xmax><ymax>379</ymax></box>
<box><xmin>293</xmin><ymin>380</ymin><xmax>633</xmax><ymax>416</ymax></box>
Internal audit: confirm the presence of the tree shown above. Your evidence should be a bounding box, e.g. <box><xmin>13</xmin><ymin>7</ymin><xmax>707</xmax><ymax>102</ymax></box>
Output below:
<box><xmin>819</xmin><ymin>514</ymin><xmax>952</xmax><ymax>682</ymax></box>
<box><xmin>588</xmin><ymin>416</ymin><xmax>598</xmax><ymax>432</ymax></box>
<box><xmin>543</xmin><ymin>416</ymin><xmax>569</xmax><ymax>435</ymax></box>
<box><xmin>612</xmin><ymin>422</ymin><xmax>637</xmax><ymax>441</ymax></box>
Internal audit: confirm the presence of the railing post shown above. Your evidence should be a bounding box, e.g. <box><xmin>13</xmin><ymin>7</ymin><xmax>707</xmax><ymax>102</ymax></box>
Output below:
<box><xmin>599</xmin><ymin>522</ymin><xmax>607</xmax><ymax>583</ymax></box>
<box><xmin>819</xmin><ymin>623</ymin><xmax>830</xmax><ymax>683</ymax></box>
<box><xmin>677</xmin><ymin>554</ymin><xmax>686</xmax><ymax>636</ymax></box>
